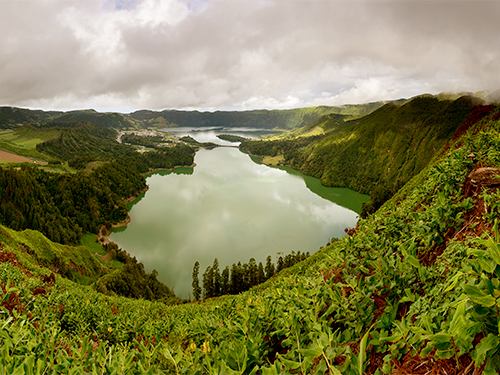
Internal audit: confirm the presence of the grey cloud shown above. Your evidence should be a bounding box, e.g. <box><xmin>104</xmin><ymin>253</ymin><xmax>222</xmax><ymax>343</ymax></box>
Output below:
<box><xmin>1</xmin><ymin>0</ymin><xmax>499</xmax><ymax>111</ymax></box>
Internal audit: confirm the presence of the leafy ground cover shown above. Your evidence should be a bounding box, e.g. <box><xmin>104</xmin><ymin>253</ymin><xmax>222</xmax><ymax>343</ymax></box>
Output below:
<box><xmin>1</xmin><ymin>105</ymin><xmax>500</xmax><ymax>373</ymax></box>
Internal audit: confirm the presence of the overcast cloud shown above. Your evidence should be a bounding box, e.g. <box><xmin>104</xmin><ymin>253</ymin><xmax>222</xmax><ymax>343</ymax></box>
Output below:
<box><xmin>1</xmin><ymin>0</ymin><xmax>499</xmax><ymax>112</ymax></box>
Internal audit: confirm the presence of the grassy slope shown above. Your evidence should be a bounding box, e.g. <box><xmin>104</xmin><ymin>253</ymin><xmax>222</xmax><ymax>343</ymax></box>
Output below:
<box><xmin>1</xmin><ymin>106</ymin><xmax>500</xmax><ymax>372</ymax></box>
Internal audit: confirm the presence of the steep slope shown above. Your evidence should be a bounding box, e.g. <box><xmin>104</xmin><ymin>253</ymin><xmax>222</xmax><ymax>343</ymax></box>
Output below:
<box><xmin>1</xmin><ymin>102</ymin><xmax>500</xmax><ymax>373</ymax></box>
<box><xmin>241</xmin><ymin>95</ymin><xmax>486</xmax><ymax>216</ymax></box>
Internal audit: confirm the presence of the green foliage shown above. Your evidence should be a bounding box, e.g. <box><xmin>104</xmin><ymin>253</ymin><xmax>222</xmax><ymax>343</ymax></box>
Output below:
<box><xmin>179</xmin><ymin>135</ymin><xmax>218</xmax><ymax>150</ymax></box>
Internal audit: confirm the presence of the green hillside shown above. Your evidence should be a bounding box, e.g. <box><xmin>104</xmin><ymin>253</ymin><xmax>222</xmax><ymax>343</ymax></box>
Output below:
<box><xmin>0</xmin><ymin>122</ymin><xmax>195</xmax><ymax>243</ymax></box>
<box><xmin>53</xmin><ymin>110</ymin><xmax>137</xmax><ymax>129</ymax></box>
<box><xmin>241</xmin><ymin>95</ymin><xmax>486</xmax><ymax>216</ymax></box>
<box><xmin>0</xmin><ymin>107</ymin><xmax>62</xmax><ymax>129</ymax></box>
<box><xmin>1</xmin><ymin>102</ymin><xmax>500</xmax><ymax>373</ymax></box>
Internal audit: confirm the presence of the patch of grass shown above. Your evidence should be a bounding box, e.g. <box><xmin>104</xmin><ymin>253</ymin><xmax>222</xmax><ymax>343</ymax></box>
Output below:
<box><xmin>262</xmin><ymin>155</ymin><xmax>285</xmax><ymax>166</ymax></box>
<box><xmin>81</xmin><ymin>233</ymin><xmax>107</xmax><ymax>256</ymax></box>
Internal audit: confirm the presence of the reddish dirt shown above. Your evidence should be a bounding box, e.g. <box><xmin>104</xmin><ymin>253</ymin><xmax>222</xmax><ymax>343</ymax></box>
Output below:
<box><xmin>0</xmin><ymin>149</ymin><xmax>49</xmax><ymax>164</ymax></box>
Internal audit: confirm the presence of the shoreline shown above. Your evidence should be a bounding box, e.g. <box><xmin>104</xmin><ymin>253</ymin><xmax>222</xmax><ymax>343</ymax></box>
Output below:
<box><xmin>144</xmin><ymin>163</ymin><xmax>197</xmax><ymax>177</ymax></box>
<box><xmin>97</xmin><ymin>163</ymin><xmax>197</xmax><ymax>246</ymax></box>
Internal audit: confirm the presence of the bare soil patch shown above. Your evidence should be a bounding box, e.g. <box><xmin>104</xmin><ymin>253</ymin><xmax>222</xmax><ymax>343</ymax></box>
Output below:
<box><xmin>0</xmin><ymin>150</ymin><xmax>47</xmax><ymax>165</ymax></box>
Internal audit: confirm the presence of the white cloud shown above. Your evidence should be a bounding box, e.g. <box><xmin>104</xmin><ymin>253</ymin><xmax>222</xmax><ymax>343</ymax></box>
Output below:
<box><xmin>1</xmin><ymin>0</ymin><xmax>500</xmax><ymax>111</ymax></box>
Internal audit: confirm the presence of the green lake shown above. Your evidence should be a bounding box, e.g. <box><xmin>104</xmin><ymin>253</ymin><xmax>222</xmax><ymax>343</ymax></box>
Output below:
<box><xmin>111</xmin><ymin>133</ymin><xmax>368</xmax><ymax>298</ymax></box>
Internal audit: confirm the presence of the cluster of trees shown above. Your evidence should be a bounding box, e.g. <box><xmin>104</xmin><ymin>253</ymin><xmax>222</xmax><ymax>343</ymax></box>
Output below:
<box><xmin>216</xmin><ymin>134</ymin><xmax>249</xmax><ymax>143</ymax></box>
<box><xmin>0</xmin><ymin>121</ymin><xmax>195</xmax><ymax>244</ymax></box>
<box><xmin>240</xmin><ymin>136</ymin><xmax>317</xmax><ymax>162</ymax></box>
<box><xmin>191</xmin><ymin>251</ymin><xmax>309</xmax><ymax>300</ymax></box>
<box><xmin>0</xmin><ymin>163</ymin><xmax>140</xmax><ymax>243</ymax></box>
<box><xmin>179</xmin><ymin>135</ymin><xmax>218</xmax><ymax>150</ymax></box>
<box><xmin>94</xmin><ymin>243</ymin><xmax>179</xmax><ymax>302</ymax></box>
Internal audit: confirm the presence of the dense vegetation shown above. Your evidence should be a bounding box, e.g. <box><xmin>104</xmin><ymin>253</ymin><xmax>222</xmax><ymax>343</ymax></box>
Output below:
<box><xmin>2</xmin><ymin>105</ymin><xmax>500</xmax><ymax>373</ymax></box>
<box><xmin>94</xmin><ymin>243</ymin><xmax>179</xmax><ymax>303</ymax></box>
<box><xmin>193</xmin><ymin>251</ymin><xmax>309</xmax><ymax>299</ymax></box>
<box><xmin>121</xmin><ymin>133</ymin><xmax>169</xmax><ymax>149</ymax></box>
<box><xmin>179</xmin><ymin>136</ymin><xmax>218</xmax><ymax>150</ymax></box>
<box><xmin>241</xmin><ymin>95</ymin><xmax>485</xmax><ymax>217</ymax></box>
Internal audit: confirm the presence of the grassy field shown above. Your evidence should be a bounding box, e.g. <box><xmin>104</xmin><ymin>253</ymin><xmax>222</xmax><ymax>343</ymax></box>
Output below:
<box><xmin>0</xmin><ymin>127</ymin><xmax>62</xmax><ymax>165</ymax></box>
<box><xmin>0</xmin><ymin>128</ymin><xmax>57</xmax><ymax>149</ymax></box>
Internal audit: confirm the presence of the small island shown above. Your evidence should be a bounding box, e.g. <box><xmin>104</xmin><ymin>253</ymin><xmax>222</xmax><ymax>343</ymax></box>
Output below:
<box><xmin>216</xmin><ymin>134</ymin><xmax>250</xmax><ymax>143</ymax></box>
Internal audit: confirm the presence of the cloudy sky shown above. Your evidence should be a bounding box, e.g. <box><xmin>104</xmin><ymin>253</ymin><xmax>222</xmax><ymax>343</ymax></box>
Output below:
<box><xmin>1</xmin><ymin>0</ymin><xmax>499</xmax><ymax>112</ymax></box>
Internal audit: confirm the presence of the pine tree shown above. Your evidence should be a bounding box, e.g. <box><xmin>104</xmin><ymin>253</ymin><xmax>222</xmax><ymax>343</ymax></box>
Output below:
<box><xmin>265</xmin><ymin>255</ymin><xmax>275</xmax><ymax>280</ymax></box>
<box><xmin>248</xmin><ymin>258</ymin><xmax>258</xmax><ymax>287</ymax></box>
<box><xmin>202</xmin><ymin>266</ymin><xmax>213</xmax><ymax>299</ymax></box>
<box><xmin>192</xmin><ymin>261</ymin><xmax>202</xmax><ymax>301</ymax></box>
<box><xmin>221</xmin><ymin>266</ymin><xmax>230</xmax><ymax>295</ymax></box>
<box><xmin>212</xmin><ymin>258</ymin><xmax>221</xmax><ymax>297</ymax></box>
<box><xmin>277</xmin><ymin>255</ymin><xmax>284</xmax><ymax>273</ymax></box>
<box><xmin>230</xmin><ymin>263</ymin><xmax>242</xmax><ymax>294</ymax></box>
<box><xmin>257</xmin><ymin>262</ymin><xmax>265</xmax><ymax>284</ymax></box>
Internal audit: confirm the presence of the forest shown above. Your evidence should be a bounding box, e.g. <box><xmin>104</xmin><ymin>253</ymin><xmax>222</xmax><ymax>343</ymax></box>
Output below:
<box><xmin>193</xmin><ymin>251</ymin><xmax>309</xmax><ymax>300</ymax></box>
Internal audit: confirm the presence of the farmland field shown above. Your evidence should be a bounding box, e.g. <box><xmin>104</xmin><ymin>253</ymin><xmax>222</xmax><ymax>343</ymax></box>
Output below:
<box><xmin>0</xmin><ymin>149</ymin><xmax>35</xmax><ymax>163</ymax></box>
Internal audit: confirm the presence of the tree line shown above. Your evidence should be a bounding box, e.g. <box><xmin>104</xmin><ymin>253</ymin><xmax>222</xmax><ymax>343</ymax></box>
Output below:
<box><xmin>191</xmin><ymin>251</ymin><xmax>309</xmax><ymax>300</ymax></box>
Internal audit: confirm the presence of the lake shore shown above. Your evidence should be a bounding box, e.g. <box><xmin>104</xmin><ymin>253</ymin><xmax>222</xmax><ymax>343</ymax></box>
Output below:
<box><xmin>97</xmin><ymin>163</ymin><xmax>197</xmax><ymax>246</ymax></box>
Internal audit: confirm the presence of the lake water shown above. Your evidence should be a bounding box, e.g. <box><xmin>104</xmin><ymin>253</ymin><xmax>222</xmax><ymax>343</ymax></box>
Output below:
<box><xmin>110</xmin><ymin>129</ymin><xmax>368</xmax><ymax>298</ymax></box>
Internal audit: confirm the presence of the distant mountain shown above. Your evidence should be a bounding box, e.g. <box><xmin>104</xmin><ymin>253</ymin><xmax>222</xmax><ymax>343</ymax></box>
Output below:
<box><xmin>0</xmin><ymin>106</ymin><xmax>63</xmax><ymax>128</ymax></box>
<box><xmin>0</xmin><ymin>103</ymin><xmax>388</xmax><ymax>130</ymax></box>
<box><xmin>0</xmin><ymin>107</ymin><xmax>136</xmax><ymax>130</ymax></box>
<box><xmin>129</xmin><ymin>103</ymin><xmax>388</xmax><ymax>130</ymax></box>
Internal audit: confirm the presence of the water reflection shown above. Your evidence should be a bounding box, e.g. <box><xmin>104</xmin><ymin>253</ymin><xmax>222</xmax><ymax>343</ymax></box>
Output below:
<box><xmin>111</xmin><ymin>147</ymin><xmax>367</xmax><ymax>298</ymax></box>
<box><xmin>161</xmin><ymin>126</ymin><xmax>276</xmax><ymax>145</ymax></box>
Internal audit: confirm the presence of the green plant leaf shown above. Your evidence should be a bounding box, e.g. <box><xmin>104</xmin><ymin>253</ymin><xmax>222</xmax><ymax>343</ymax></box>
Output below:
<box><xmin>445</xmin><ymin>272</ymin><xmax>464</xmax><ymax>292</ymax></box>
<box><xmin>297</xmin><ymin>345</ymin><xmax>323</xmax><ymax>360</ymax></box>
<box><xmin>464</xmin><ymin>285</ymin><xmax>496</xmax><ymax>307</ymax></box>
<box><xmin>472</xmin><ymin>334</ymin><xmax>500</xmax><ymax>366</ymax></box>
